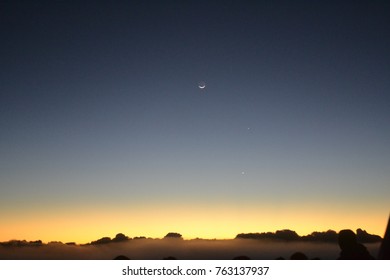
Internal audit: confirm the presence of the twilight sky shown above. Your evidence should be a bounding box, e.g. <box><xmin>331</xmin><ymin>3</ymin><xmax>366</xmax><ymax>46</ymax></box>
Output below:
<box><xmin>1</xmin><ymin>0</ymin><xmax>389</xmax><ymax>243</ymax></box>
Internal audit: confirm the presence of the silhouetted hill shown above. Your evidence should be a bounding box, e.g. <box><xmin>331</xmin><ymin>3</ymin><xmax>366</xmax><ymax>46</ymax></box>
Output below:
<box><xmin>1</xmin><ymin>229</ymin><xmax>382</xmax><ymax>248</ymax></box>
<box><xmin>0</xmin><ymin>229</ymin><xmax>383</xmax><ymax>260</ymax></box>
<box><xmin>356</xmin><ymin>229</ymin><xmax>382</xmax><ymax>243</ymax></box>
<box><xmin>236</xmin><ymin>229</ymin><xmax>382</xmax><ymax>243</ymax></box>
<box><xmin>0</xmin><ymin>240</ymin><xmax>43</xmax><ymax>247</ymax></box>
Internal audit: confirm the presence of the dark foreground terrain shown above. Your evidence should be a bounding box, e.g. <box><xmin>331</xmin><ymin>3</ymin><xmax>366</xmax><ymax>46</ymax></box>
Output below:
<box><xmin>0</xmin><ymin>238</ymin><xmax>381</xmax><ymax>260</ymax></box>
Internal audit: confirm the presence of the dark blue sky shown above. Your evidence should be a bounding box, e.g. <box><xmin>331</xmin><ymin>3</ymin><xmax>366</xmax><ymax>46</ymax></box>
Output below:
<box><xmin>1</xmin><ymin>0</ymin><xmax>389</xmax><ymax>241</ymax></box>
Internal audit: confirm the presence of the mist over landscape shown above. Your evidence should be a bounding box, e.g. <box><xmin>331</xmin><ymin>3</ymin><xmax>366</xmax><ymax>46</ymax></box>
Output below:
<box><xmin>0</xmin><ymin>238</ymin><xmax>381</xmax><ymax>260</ymax></box>
<box><xmin>0</xmin><ymin>229</ymin><xmax>383</xmax><ymax>260</ymax></box>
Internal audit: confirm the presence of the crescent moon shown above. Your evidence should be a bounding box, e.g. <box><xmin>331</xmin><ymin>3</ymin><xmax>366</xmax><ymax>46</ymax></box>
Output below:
<box><xmin>198</xmin><ymin>81</ymin><xmax>206</xmax><ymax>89</ymax></box>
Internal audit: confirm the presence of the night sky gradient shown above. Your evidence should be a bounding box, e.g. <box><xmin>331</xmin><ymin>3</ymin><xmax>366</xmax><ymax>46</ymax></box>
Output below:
<box><xmin>1</xmin><ymin>0</ymin><xmax>389</xmax><ymax>243</ymax></box>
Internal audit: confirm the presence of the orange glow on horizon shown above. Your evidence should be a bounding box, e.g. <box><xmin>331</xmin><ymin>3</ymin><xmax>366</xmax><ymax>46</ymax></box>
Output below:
<box><xmin>0</xmin><ymin>200</ymin><xmax>387</xmax><ymax>244</ymax></box>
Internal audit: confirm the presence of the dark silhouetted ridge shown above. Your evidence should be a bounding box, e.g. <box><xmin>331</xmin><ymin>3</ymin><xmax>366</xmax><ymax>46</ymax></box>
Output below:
<box><xmin>236</xmin><ymin>229</ymin><xmax>382</xmax><ymax>243</ymax></box>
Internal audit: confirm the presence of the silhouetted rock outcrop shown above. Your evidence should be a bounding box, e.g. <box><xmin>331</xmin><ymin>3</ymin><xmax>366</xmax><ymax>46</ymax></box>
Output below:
<box><xmin>356</xmin><ymin>228</ymin><xmax>382</xmax><ymax>243</ymax></box>
<box><xmin>338</xmin><ymin>229</ymin><xmax>374</xmax><ymax>260</ymax></box>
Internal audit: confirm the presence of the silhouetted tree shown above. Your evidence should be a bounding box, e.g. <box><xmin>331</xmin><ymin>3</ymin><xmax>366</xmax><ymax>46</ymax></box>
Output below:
<box><xmin>236</xmin><ymin>229</ymin><xmax>381</xmax><ymax>244</ymax></box>
<box><xmin>236</xmin><ymin>230</ymin><xmax>299</xmax><ymax>241</ymax></box>
<box><xmin>0</xmin><ymin>240</ymin><xmax>43</xmax><ymax>247</ymax></box>
<box><xmin>274</xmin><ymin>230</ymin><xmax>299</xmax><ymax>241</ymax></box>
<box><xmin>48</xmin><ymin>241</ymin><xmax>63</xmax><ymax>245</ymax></box>
<box><xmin>29</xmin><ymin>240</ymin><xmax>43</xmax><ymax>246</ymax></box>
<box><xmin>236</xmin><ymin>232</ymin><xmax>282</xmax><ymax>240</ymax></box>
<box><xmin>113</xmin><ymin>233</ymin><xmax>129</xmax><ymax>242</ymax></box>
<box><xmin>91</xmin><ymin>237</ymin><xmax>112</xmax><ymax>245</ymax></box>
<box><xmin>164</xmin><ymin>232</ymin><xmax>183</xmax><ymax>239</ymax></box>
<box><xmin>302</xmin><ymin>230</ymin><xmax>338</xmax><ymax>242</ymax></box>
<box><xmin>235</xmin><ymin>233</ymin><xmax>261</xmax><ymax>239</ymax></box>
